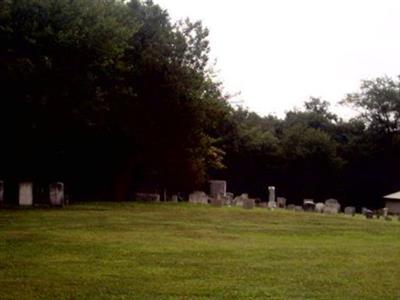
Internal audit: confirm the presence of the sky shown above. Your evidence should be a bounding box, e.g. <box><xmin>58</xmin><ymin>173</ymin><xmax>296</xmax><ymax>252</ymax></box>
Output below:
<box><xmin>154</xmin><ymin>0</ymin><xmax>400</xmax><ymax>118</ymax></box>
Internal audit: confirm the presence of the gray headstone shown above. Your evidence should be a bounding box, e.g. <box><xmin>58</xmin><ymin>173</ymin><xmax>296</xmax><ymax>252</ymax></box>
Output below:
<box><xmin>49</xmin><ymin>182</ymin><xmax>64</xmax><ymax>207</ymax></box>
<box><xmin>234</xmin><ymin>194</ymin><xmax>249</xmax><ymax>207</ymax></box>
<box><xmin>209</xmin><ymin>180</ymin><xmax>227</xmax><ymax>199</ymax></box>
<box><xmin>258</xmin><ymin>202</ymin><xmax>268</xmax><ymax>208</ymax></box>
<box><xmin>277</xmin><ymin>197</ymin><xmax>287</xmax><ymax>208</ymax></box>
<box><xmin>363</xmin><ymin>208</ymin><xmax>374</xmax><ymax>219</ymax></box>
<box><xmin>324</xmin><ymin>199</ymin><xmax>341</xmax><ymax>214</ymax></box>
<box><xmin>344</xmin><ymin>206</ymin><xmax>356</xmax><ymax>216</ymax></box>
<box><xmin>171</xmin><ymin>195</ymin><xmax>178</xmax><ymax>203</ymax></box>
<box><xmin>268</xmin><ymin>186</ymin><xmax>276</xmax><ymax>208</ymax></box>
<box><xmin>287</xmin><ymin>204</ymin><xmax>296</xmax><ymax>211</ymax></box>
<box><xmin>303</xmin><ymin>199</ymin><xmax>316</xmax><ymax>212</ymax></box>
<box><xmin>294</xmin><ymin>206</ymin><xmax>304</xmax><ymax>212</ymax></box>
<box><xmin>136</xmin><ymin>193</ymin><xmax>160</xmax><ymax>202</ymax></box>
<box><xmin>224</xmin><ymin>193</ymin><xmax>234</xmax><ymax>206</ymax></box>
<box><xmin>243</xmin><ymin>198</ymin><xmax>255</xmax><ymax>209</ymax></box>
<box><xmin>19</xmin><ymin>182</ymin><xmax>33</xmax><ymax>207</ymax></box>
<box><xmin>189</xmin><ymin>191</ymin><xmax>209</xmax><ymax>204</ymax></box>
<box><xmin>383</xmin><ymin>207</ymin><xmax>388</xmax><ymax>218</ymax></box>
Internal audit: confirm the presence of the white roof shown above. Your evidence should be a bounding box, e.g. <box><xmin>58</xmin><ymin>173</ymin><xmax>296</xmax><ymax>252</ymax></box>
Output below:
<box><xmin>384</xmin><ymin>191</ymin><xmax>400</xmax><ymax>200</ymax></box>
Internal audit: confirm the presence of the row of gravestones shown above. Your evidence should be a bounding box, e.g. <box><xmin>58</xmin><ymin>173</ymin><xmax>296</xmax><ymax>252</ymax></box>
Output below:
<box><xmin>0</xmin><ymin>181</ymin><xmax>65</xmax><ymax>207</ymax></box>
<box><xmin>188</xmin><ymin>191</ymin><xmax>257</xmax><ymax>209</ymax></box>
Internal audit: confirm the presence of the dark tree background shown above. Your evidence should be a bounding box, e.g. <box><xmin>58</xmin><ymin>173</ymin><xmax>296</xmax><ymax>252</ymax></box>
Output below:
<box><xmin>1</xmin><ymin>0</ymin><xmax>399</xmax><ymax>208</ymax></box>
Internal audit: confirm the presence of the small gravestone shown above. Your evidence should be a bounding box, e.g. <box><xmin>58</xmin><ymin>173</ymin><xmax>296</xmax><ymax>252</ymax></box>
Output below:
<box><xmin>287</xmin><ymin>204</ymin><xmax>296</xmax><ymax>211</ymax></box>
<box><xmin>362</xmin><ymin>208</ymin><xmax>374</xmax><ymax>219</ymax></box>
<box><xmin>19</xmin><ymin>182</ymin><xmax>33</xmax><ymax>207</ymax></box>
<box><xmin>135</xmin><ymin>193</ymin><xmax>161</xmax><ymax>202</ymax></box>
<box><xmin>209</xmin><ymin>180</ymin><xmax>227</xmax><ymax>199</ymax></box>
<box><xmin>243</xmin><ymin>198</ymin><xmax>255</xmax><ymax>209</ymax></box>
<box><xmin>303</xmin><ymin>199</ymin><xmax>316</xmax><ymax>212</ymax></box>
<box><xmin>294</xmin><ymin>206</ymin><xmax>304</xmax><ymax>212</ymax></box>
<box><xmin>324</xmin><ymin>199</ymin><xmax>341</xmax><ymax>214</ymax></box>
<box><xmin>258</xmin><ymin>202</ymin><xmax>268</xmax><ymax>208</ymax></box>
<box><xmin>315</xmin><ymin>202</ymin><xmax>325</xmax><ymax>213</ymax></box>
<box><xmin>171</xmin><ymin>195</ymin><xmax>178</xmax><ymax>203</ymax></box>
<box><xmin>49</xmin><ymin>182</ymin><xmax>64</xmax><ymax>207</ymax></box>
<box><xmin>277</xmin><ymin>197</ymin><xmax>287</xmax><ymax>208</ymax></box>
<box><xmin>224</xmin><ymin>193</ymin><xmax>234</xmax><ymax>206</ymax></box>
<box><xmin>189</xmin><ymin>191</ymin><xmax>208</xmax><ymax>204</ymax></box>
<box><xmin>234</xmin><ymin>194</ymin><xmax>249</xmax><ymax>207</ymax></box>
<box><xmin>344</xmin><ymin>207</ymin><xmax>356</xmax><ymax>216</ymax></box>
<box><xmin>0</xmin><ymin>181</ymin><xmax>4</xmax><ymax>207</ymax></box>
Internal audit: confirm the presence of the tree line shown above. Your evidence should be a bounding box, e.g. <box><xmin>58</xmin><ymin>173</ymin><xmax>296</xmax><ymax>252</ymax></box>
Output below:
<box><xmin>1</xmin><ymin>0</ymin><xmax>399</xmax><ymax>208</ymax></box>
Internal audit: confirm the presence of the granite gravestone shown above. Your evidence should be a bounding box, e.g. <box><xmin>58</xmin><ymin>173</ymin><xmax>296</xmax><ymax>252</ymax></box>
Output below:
<box><xmin>19</xmin><ymin>182</ymin><xmax>33</xmax><ymax>206</ymax></box>
<box><xmin>210</xmin><ymin>181</ymin><xmax>227</xmax><ymax>199</ymax></box>
<box><xmin>50</xmin><ymin>182</ymin><xmax>64</xmax><ymax>207</ymax></box>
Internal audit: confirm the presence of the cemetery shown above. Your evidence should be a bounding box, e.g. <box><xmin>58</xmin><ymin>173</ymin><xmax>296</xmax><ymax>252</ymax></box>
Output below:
<box><xmin>1</xmin><ymin>179</ymin><xmax>398</xmax><ymax>221</ymax></box>
<box><xmin>0</xmin><ymin>179</ymin><xmax>399</xmax><ymax>299</ymax></box>
<box><xmin>1</xmin><ymin>0</ymin><xmax>400</xmax><ymax>299</ymax></box>
<box><xmin>1</xmin><ymin>199</ymin><xmax>399</xmax><ymax>300</ymax></box>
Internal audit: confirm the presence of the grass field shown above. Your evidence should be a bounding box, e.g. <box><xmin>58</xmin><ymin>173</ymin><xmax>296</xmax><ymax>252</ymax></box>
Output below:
<box><xmin>0</xmin><ymin>203</ymin><xmax>399</xmax><ymax>300</ymax></box>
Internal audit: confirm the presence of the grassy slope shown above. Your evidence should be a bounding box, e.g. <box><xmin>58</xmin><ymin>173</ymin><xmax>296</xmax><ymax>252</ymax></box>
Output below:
<box><xmin>0</xmin><ymin>203</ymin><xmax>399</xmax><ymax>300</ymax></box>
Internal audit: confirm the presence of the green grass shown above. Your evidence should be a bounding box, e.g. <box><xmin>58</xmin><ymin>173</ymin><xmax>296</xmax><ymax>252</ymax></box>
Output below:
<box><xmin>0</xmin><ymin>203</ymin><xmax>399</xmax><ymax>300</ymax></box>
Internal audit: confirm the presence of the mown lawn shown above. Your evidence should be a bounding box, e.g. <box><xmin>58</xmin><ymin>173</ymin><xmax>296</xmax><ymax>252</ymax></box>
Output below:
<box><xmin>0</xmin><ymin>202</ymin><xmax>399</xmax><ymax>300</ymax></box>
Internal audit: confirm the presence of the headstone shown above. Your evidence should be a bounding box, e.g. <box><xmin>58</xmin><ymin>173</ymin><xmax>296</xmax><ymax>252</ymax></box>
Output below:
<box><xmin>287</xmin><ymin>204</ymin><xmax>296</xmax><ymax>211</ymax></box>
<box><xmin>362</xmin><ymin>208</ymin><xmax>374</xmax><ymax>219</ymax></box>
<box><xmin>258</xmin><ymin>202</ymin><xmax>268</xmax><ymax>208</ymax></box>
<box><xmin>277</xmin><ymin>197</ymin><xmax>287</xmax><ymax>208</ymax></box>
<box><xmin>19</xmin><ymin>182</ymin><xmax>33</xmax><ymax>207</ymax></box>
<box><xmin>234</xmin><ymin>194</ymin><xmax>249</xmax><ymax>207</ymax></box>
<box><xmin>49</xmin><ymin>182</ymin><xmax>64</xmax><ymax>207</ymax></box>
<box><xmin>324</xmin><ymin>199</ymin><xmax>341</xmax><ymax>214</ymax></box>
<box><xmin>268</xmin><ymin>186</ymin><xmax>276</xmax><ymax>208</ymax></box>
<box><xmin>189</xmin><ymin>191</ymin><xmax>209</xmax><ymax>204</ymax></box>
<box><xmin>294</xmin><ymin>206</ymin><xmax>304</xmax><ymax>212</ymax></box>
<box><xmin>383</xmin><ymin>207</ymin><xmax>388</xmax><ymax>218</ymax></box>
<box><xmin>303</xmin><ymin>199</ymin><xmax>316</xmax><ymax>212</ymax></box>
<box><xmin>243</xmin><ymin>198</ymin><xmax>255</xmax><ymax>209</ymax></box>
<box><xmin>209</xmin><ymin>180</ymin><xmax>227</xmax><ymax>199</ymax></box>
<box><xmin>344</xmin><ymin>206</ymin><xmax>356</xmax><ymax>216</ymax></box>
<box><xmin>135</xmin><ymin>193</ymin><xmax>161</xmax><ymax>202</ymax></box>
<box><xmin>224</xmin><ymin>193</ymin><xmax>234</xmax><ymax>206</ymax></box>
<box><xmin>0</xmin><ymin>181</ymin><xmax>4</xmax><ymax>207</ymax></box>
<box><xmin>315</xmin><ymin>202</ymin><xmax>325</xmax><ymax>213</ymax></box>
<box><xmin>171</xmin><ymin>195</ymin><xmax>178</xmax><ymax>203</ymax></box>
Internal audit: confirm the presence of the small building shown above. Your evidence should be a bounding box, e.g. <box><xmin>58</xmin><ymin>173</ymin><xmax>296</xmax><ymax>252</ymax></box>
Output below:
<box><xmin>383</xmin><ymin>191</ymin><xmax>400</xmax><ymax>214</ymax></box>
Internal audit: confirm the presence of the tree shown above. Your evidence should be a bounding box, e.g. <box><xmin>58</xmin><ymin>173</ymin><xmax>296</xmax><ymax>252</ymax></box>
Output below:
<box><xmin>343</xmin><ymin>77</ymin><xmax>400</xmax><ymax>133</ymax></box>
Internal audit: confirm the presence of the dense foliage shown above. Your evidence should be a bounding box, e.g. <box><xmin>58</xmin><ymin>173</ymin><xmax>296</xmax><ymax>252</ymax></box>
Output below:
<box><xmin>1</xmin><ymin>0</ymin><xmax>399</xmax><ymax>207</ymax></box>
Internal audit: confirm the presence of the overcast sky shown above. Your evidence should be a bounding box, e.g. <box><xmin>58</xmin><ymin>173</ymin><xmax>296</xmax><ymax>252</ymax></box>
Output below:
<box><xmin>154</xmin><ymin>0</ymin><xmax>400</xmax><ymax>118</ymax></box>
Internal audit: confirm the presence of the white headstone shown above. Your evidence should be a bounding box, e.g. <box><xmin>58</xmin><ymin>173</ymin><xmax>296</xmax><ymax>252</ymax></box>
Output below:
<box><xmin>50</xmin><ymin>182</ymin><xmax>64</xmax><ymax>206</ymax></box>
<box><xmin>189</xmin><ymin>191</ymin><xmax>209</xmax><ymax>204</ymax></box>
<box><xmin>315</xmin><ymin>202</ymin><xmax>325</xmax><ymax>213</ymax></box>
<box><xmin>19</xmin><ymin>182</ymin><xmax>33</xmax><ymax>206</ymax></box>
<box><xmin>383</xmin><ymin>207</ymin><xmax>388</xmax><ymax>218</ymax></box>
<box><xmin>268</xmin><ymin>186</ymin><xmax>276</xmax><ymax>208</ymax></box>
